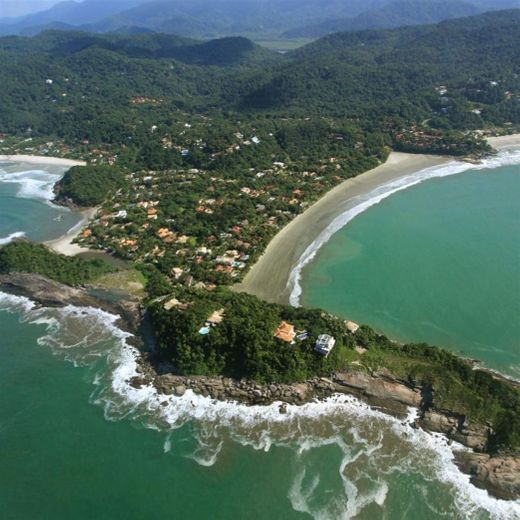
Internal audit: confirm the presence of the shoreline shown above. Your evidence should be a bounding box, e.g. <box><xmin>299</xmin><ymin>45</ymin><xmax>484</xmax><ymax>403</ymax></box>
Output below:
<box><xmin>486</xmin><ymin>132</ymin><xmax>520</xmax><ymax>149</ymax></box>
<box><xmin>236</xmin><ymin>152</ymin><xmax>452</xmax><ymax>304</ymax></box>
<box><xmin>0</xmin><ymin>154</ymin><xmax>86</xmax><ymax>167</ymax></box>
<box><xmin>0</xmin><ymin>272</ymin><xmax>518</xmax><ymax>501</ymax></box>
<box><xmin>44</xmin><ymin>207</ymin><xmax>97</xmax><ymax>256</ymax></box>
<box><xmin>0</xmin><ymin>154</ymin><xmax>93</xmax><ymax>256</ymax></box>
<box><xmin>237</xmin><ymin>135</ymin><xmax>520</xmax><ymax>305</ymax></box>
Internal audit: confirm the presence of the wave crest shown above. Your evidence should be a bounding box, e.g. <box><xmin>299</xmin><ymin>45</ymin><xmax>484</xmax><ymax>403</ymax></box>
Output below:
<box><xmin>0</xmin><ymin>231</ymin><xmax>26</xmax><ymax>245</ymax></box>
<box><xmin>1</xmin><ymin>291</ymin><xmax>518</xmax><ymax>518</ymax></box>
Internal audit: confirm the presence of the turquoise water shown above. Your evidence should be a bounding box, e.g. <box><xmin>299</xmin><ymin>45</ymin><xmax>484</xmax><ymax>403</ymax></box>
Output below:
<box><xmin>0</xmin><ymin>161</ymin><xmax>80</xmax><ymax>243</ymax></box>
<box><xmin>301</xmin><ymin>161</ymin><xmax>520</xmax><ymax>379</ymax></box>
<box><xmin>1</xmin><ymin>161</ymin><xmax>519</xmax><ymax>519</ymax></box>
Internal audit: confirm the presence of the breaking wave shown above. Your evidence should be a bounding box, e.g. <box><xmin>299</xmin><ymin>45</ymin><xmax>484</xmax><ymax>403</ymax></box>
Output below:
<box><xmin>288</xmin><ymin>147</ymin><xmax>520</xmax><ymax>306</ymax></box>
<box><xmin>1</xmin><ymin>291</ymin><xmax>518</xmax><ymax>519</ymax></box>
<box><xmin>0</xmin><ymin>231</ymin><xmax>26</xmax><ymax>245</ymax></box>
<box><xmin>0</xmin><ymin>167</ymin><xmax>65</xmax><ymax>202</ymax></box>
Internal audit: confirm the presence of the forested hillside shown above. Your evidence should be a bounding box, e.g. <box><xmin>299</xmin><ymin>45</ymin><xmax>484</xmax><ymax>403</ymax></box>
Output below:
<box><xmin>0</xmin><ymin>10</ymin><xmax>518</xmax><ymax>145</ymax></box>
<box><xmin>1</xmin><ymin>0</ymin><xmax>519</xmax><ymax>41</ymax></box>
<box><xmin>1</xmin><ymin>10</ymin><xmax>519</xmax><ymax>448</ymax></box>
<box><xmin>284</xmin><ymin>0</ymin><xmax>481</xmax><ymax>38</ymax></box>
<box><xmin>1</xmin><ymin>10</ymin><xmax>518</xmax><ymax>292</ymax></box>
<box><xmin>252</xmin><ymin>10</ymin><xmax>520</xmax><ymax>125</ymax></box>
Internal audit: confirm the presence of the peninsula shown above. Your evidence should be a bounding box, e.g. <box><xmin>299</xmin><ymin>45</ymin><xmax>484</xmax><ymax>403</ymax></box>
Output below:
<box><xmin>0</xmin><ymin>10</ymin><xmax>519</xmax><ymax>501</ymax></box>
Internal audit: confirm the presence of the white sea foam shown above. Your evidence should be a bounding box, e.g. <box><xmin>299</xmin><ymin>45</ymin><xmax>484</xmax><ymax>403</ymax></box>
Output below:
<box><xmin>1</xmin><ymin>289</ymin><xmax>520</xmax><ymax>519</ymax></box>
<box><xmin>0</xmin><ymin>231</ymin><xmax>26</xmax><ymax>245</ymax></box>
<box><xmin>288</xmin><ymin>147</ymin><xmax>520</xmax><ymax>306</ymax></box>
<box><xmin>0</xmin><ymin>167</ymin><xmax>65</xmax><ymax>202</ymax></box>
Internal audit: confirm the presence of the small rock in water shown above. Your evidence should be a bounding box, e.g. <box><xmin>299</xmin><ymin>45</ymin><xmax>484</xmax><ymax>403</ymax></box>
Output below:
<box><xmin>279</xmin><ymin>403</ymin><xmax>288</xmax><ymax>414</ymax></box>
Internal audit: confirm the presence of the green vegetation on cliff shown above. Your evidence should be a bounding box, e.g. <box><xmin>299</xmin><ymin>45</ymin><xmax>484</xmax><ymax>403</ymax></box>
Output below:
<box><xmin>0</xmin><ymin>242</ymin><xmax>113</xmax><ymax>286</ymax></box>
<box><xmin>0</xmin><ymin>11</ymin><xmax>519</xmax><ymax>454</ymax></box>
<box><xmin>56</xmin><ymin>165</ymin><xmax>125</xmax><ymax>206</ymax></box>
<box><xmin>148</xmin><ymin>283</ymin><xmax>520</xmax><ymax>453</ymax></box>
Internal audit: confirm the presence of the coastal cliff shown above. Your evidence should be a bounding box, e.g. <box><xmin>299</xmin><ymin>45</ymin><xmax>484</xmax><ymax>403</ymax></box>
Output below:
<box><xmin>0</xmin><ymin>273</ymin><xmax>143</xmax><ymax>342</ymax></box>
<box><xmin>145</xmin><ymin>370</ymin><xmax>519</xmax><ymax>500</ymax></box>
<box><xmin>1</xmin><ymin>272</ymin><xmax>518</xmax><ymax>501</ymax></box>
<box><xmin>0</xmin><ymin>273</ymin><xmax>520</xmax><ymax>500</ymax></box>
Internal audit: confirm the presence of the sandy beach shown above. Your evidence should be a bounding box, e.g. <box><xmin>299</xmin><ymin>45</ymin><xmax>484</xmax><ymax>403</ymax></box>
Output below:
<box><xmin>0</xmin><ymin>154</ymin><xmax>92</xmax><ymax>255</ymax></box>
<box><xmin>235</xmin><ymin>152</ymin><xmax>452</xmax><ymax>304</ymax></box>
<box><xmin>0</xmin><ymin>155</ymin><xmax>86</xmax><ymax>167</ymax></box>
<box><xmin>487</xmin><ymin>133</ymin><xmax>520</xmax><ymax>149</ymax></box>
<box><xmin>45</xmin><ymin>207</ymin><xmax>97</xmax><ymax>256</ymax></box>
<box><xmin>5</xmin><ymin>135</ymin><xmax>520</xmax><ymax>262</ymax></box>
<box><xmin>237</xmin><ymin>134</ymin><xmax>520</xmax><ymax>305</ymax></box>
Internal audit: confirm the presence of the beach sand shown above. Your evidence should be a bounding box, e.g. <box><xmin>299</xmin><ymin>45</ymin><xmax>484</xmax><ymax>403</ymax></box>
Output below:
<box><xmin>0</xmin><ymin>154</ymin><xmax>92</xmax><ymax>256</ymax></box>
<box><xmin>487</xmin><ymin>133</ymin><xmax>520</xmax><ymax>149</ymax></box>
<box><xmin>235</xmin><ymin>152</ymin><xmax>452</xmax><ymax>304</ymax></box>
<box><xmin>237</xmin><ymin>135</ymin><xmax>520</xmax><ymax>305</ymax></box>
<box><xmin>0</xmin><ymin>155</ymin><xmax>86</xmax><ymax>167</ymax></box>
<box><xmin>45</xmin><ymin>207</ymin><xmax>97</xmax><ymax>256</ymax></box>
<box><xmin>7</xmin><ymin>135</ymin><xmax>520</xmax><ymax>262</ymax></box>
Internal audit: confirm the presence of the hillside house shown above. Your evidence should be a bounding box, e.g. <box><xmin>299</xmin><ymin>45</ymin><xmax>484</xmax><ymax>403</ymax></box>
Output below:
<box><xmin>314</xmin><ymin>334</ymin><xmax>336</xmax><ymax>357</ymax></box>
<box><xmin>274</xmin><ymin>321</ymin><xmax>296</xmax><ymax>343</ymax></box>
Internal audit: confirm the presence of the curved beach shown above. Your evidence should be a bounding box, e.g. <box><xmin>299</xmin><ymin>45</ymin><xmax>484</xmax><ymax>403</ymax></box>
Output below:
<box><xmin>236</xmin><ymin>152</ymin><xmax>451</xmax><ymax>303</ymax></box>
<box><xmin>0</xmin><ymin>155</ymin><xmax>92</xmax><ymax>255</ymax></box>
<box><xmin>44</xmin><ymin>207</ymin><xmax>97</xmax><ymax>256</ymax></box>
<box><xmin>236</xmin><ymin>135</ymin><xmax>520</xmax><ymax>305</ymax></box>
<box><xmin>0</xmin><ymin>155</ymin><xmax>86</xmax><ymax>167</ymax></box>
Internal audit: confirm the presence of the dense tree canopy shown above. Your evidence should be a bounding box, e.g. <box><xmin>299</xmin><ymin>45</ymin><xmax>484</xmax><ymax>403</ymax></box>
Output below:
<box><xmin>0</xmin><ymin>242</ymin><xmax>113</xmax><ymax>285</ymax></box>
<box><xmin>56</xmin><ymin>165</ymin><xmax>126</xmax><ymax>206</ymax></box>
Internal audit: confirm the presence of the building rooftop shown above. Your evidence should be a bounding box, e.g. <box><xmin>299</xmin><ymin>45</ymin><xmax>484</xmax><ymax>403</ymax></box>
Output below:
<box><xmin>274</xmin><ymin>321</ymin><xmax>296</xmax><ymax>343</ymax></box>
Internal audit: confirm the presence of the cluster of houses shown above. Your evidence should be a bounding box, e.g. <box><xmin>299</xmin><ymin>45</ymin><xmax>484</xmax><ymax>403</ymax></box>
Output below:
<box><xmin>272</xmin><ymin>319</ymin><xmax>359</xmax><ymax>357</ymax></box>
<box><xmin>77</xmin><ymin>144</ymin><xmax>347</xmax><ymax>286</ymax></box>
<box><xmin>65</xmin><ymin>115</ymin><xmax>378</xmax><ymax>289</ymax></box>
<box><xmin>0</xmin><ymin>135</ymin><xmax>77</xmax><ymax>160</ymax></box>
<box><xmin>158</xmin><ymin>291</ymin><xmax>361</xmax><ymax>358</ymax></box>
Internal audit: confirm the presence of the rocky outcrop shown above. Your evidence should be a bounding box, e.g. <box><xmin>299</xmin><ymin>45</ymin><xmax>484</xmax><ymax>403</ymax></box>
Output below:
<box><xmin>418</xmin><ymin>410</ymin><xmax>491</xmax><ymax>451</ymax></box>
<box><xmin>454</xmin><ymin>452</ymin><xmax>520</xmax><ymax>501</ymax></box>
<box><xmin>129</xmin><ymin>366</ymin><xmax>519</xmax><ymax>501</ymax></box>
<box><xmin>0</xmin><ymin>273</ymin><xmax>143</xmax><ymax>339</ymax></box>
<box><xmin>332</xmin><ymin>370</ymin><xmax>422</xmax><ymax>415</ymax></box>
<box><xmin>1</xmin><ymin>272</ymin><xmax>517</xmax><ymax>501</ymax></box>
<box><xmin>0</xmin><ymin>272</ymin><xmax>87</xmax><ymax>307</ymax></box>
<box><xmin>142</xmin><ymin>369</ymin><xmax>423</xmax><ymax>416</ymax></box>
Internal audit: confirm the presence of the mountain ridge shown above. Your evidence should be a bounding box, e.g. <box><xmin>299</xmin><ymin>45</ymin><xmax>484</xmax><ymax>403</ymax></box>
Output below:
<box><xmin>2</xmin><ymin>0</ymin><xmax>519</xmax><ymax>41</ymax></box>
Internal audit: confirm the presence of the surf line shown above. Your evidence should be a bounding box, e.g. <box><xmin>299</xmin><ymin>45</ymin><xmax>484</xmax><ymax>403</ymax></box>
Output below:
<box><xmin>288</xmin><ymin>148</ymin><xmax>520</xmax><ymax>306</ymax></box>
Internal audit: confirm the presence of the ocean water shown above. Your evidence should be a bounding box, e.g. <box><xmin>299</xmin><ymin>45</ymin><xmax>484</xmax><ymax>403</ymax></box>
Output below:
<box><xmin>0</xmin><ymin>161</ymin><xmax>81</xmax><ymax>244</ymax></box>
<box><xmin>1</xmin><ymin>161</ymin><xmax>519</xmax><ymax>519</ymax></box>
<box><xmin>300</xmin><ymin>153</ymin><xmax>520</xmax><ymax>380</ymax></box>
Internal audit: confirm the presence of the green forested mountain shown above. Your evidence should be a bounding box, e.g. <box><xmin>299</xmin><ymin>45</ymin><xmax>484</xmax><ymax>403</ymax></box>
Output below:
<box><xmin>1</xmin><ymin>0</ymin><xmax>519</xmax><ymax>41</ymax></box>
<box><xmin>0</xmin><ymin>0</ymin><xmax>386</xmax><ymax>38</ymax></box>
<box><xmin>250</xmin><ymin>9</ymin><xmax>520</xmax><ymax>123</ymax></box>
<box><xmin>0</xmin><ymin>9</ymin><xmax>518</xmax><ymax>145</ymax></box>
<box><xmin>1</xmin><ymin>10</ymin><xmax>520</xmax><ymax>434</ymax></box>
<box><xmin>284</xmin><ymin>0</ymin><xmax>481</xmax><ymax>38</ymax></box>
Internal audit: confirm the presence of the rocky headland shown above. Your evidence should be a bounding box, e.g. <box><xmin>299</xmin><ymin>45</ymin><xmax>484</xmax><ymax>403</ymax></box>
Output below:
<box><xmin>0</xmin><ymin>272</ymin><xmax>518</xmax><ymax>501</ymax></box>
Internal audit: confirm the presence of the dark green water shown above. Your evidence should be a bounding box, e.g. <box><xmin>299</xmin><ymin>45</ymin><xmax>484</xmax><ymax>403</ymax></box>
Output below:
<box><xmin>0</xmin><ymin>308</ymin><xmax>302</xmax><ymax>519</ymax></box>
<box><xmin>302</xmin><ymin>162</ymin><xmax>520</xmax><ymax>379</ymax></box>
<box><xmin>2</xmin><ymin>300</ymin><xmax>511</xmax><ymax>519</ymax></box>
<box><xmin>1</xmin><ymin>160</ymin><xmax>519</xmax><ymax>519</ymax></box>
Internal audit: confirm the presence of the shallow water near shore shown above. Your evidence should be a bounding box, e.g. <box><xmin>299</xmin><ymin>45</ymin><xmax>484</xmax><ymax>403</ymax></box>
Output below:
<box><xmin>1</xmin><ymin>161</ymin><xmax>519</xmax><ymax>518</ymax></box>
<box><xmin>300</xmin><ymin>159</ymin><xmax>520</xmax><ymax>380</ymax></box>
<box><xmin>1</xmin><ymin>295</ymin><xmax>519</xmax><ymax>519</ymax></box>
<box><xmin>0</xmin><ymin>161</ymin><xmax>81</xmax><ymax>244</ymax></box>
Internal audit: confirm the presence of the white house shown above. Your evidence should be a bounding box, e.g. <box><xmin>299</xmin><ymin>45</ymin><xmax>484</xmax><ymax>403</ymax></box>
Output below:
<box><xmin>315</xmin><ymin>334</ymin><xmax>336</xmax><ymax>357</ymax></box>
